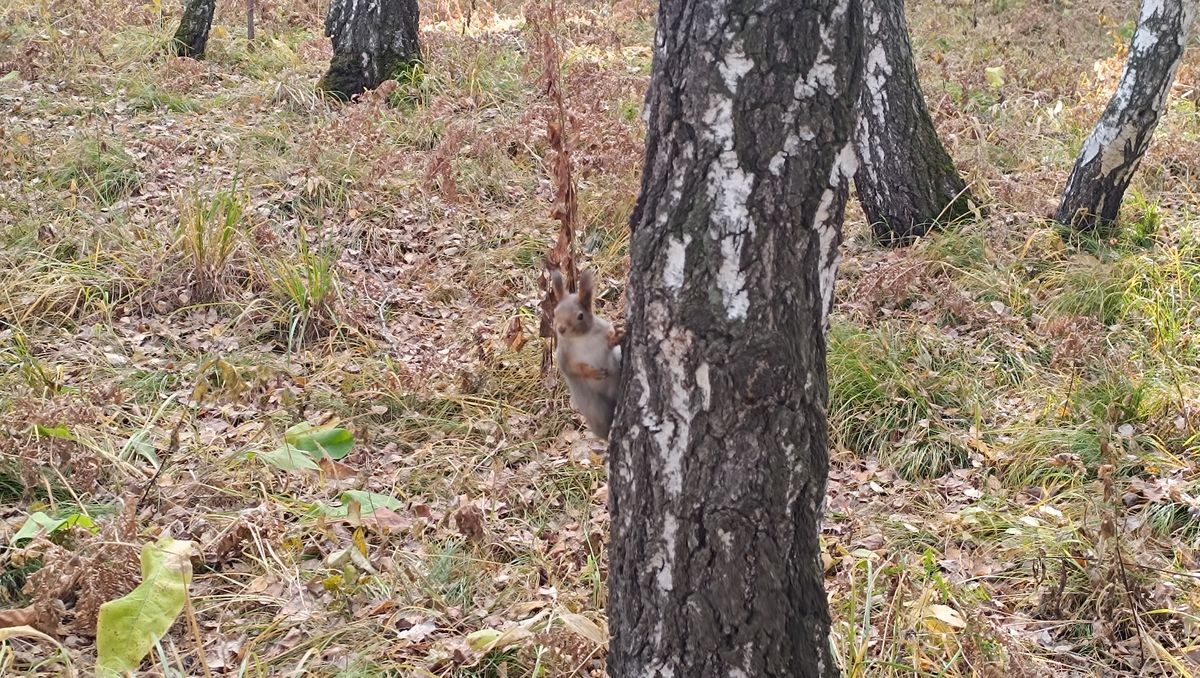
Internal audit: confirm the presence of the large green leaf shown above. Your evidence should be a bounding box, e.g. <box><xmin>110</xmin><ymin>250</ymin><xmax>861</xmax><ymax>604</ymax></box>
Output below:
<box><xmin>34</xmin><ymin>424</ymin><xmax>75</xmax><ymax>441</ymax></box>
<box><xmin>254</xmin><ymin>445</ymin><xmax>321</xmax><ymax>472</ymax></box>
<box><xmin>253</xmin><ymin>422</ymin><xmax>355</xmax><ymax>473</ymax></box>
<box><xmin>11</xmin><ymin>511</ymin><xmax>96</xmax><ymax>545</ymax></box>
<box><xmin>323</xmin><ymin>490</ymin><xmax>403</xmax><ymax>518</ymax></box>
<box><xmin>95</xmin><ymin>537</ymin><xmax>194</xmax><ymax>677</ymax></box>
<box><xmin>284</xmin><ymin>422</ymin><xmax>355</xmax><ymax>460</ymax></box>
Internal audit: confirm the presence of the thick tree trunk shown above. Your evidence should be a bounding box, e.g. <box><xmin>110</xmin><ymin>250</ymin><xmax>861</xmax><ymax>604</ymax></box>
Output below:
<box><xmin>1056</xmin><ymin>0</ymin><xmax>1197</xmax><ymax>229</ymax></box>
<box><xmin>854</xmin><ymin>0</ymin><xmax>971</xmax><ymax>243</ymax></box>
<box><xmin>172</xmin><ymin>0</ymin><xmax>217</xmax><ymax>59</ymax></box>
<box><xmin>607</xmin><ymin>0</ymin><xmax>861</xmax><ymax>675</ymax></box>
<box><xmin>318</xmin><ymin>0</ymin><xmax>420</xmax><ymax>101</ymax></box>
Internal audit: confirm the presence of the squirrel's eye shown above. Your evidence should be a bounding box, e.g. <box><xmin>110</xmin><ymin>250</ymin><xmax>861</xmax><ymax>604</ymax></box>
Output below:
<box><xmin>577</xmin><ymin>312</ymin><xmax>584</xmax><ymax>321</ymax></box>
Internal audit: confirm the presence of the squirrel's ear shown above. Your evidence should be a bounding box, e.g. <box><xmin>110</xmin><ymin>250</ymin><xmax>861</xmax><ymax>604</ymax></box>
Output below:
<box><xmin>578</xmin><ymin>269</ymin><xmax>594</xmax><ymax>311</ymax></box>
<box><xmin>551</xmin><ymin>269</ymin><xmax>565</xmax><ymax>300</ymax></box>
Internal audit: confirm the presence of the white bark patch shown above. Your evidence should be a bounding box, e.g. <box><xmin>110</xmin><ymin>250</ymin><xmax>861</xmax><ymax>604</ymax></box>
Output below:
<box><xmin>639</xmin><ymin>300</ymin><xmax>700</xmax><ymax>604</ymax></box>
<box><xmin>662</xmin><ymin>235</ymin><xmax>692</xmax><ymax>293</ymax></box>
<box><xmin>695</xmin><ymin>362</ymin><xmax>711</xmax><ymax>410</ymax></box>
<box><xmin>1098</xmin><ymin>124</ymin><xmax>1141</xmax><ymax>176</ymax></box>
<box><xmin>658</xmin><ymin>323</ymin><xmax>695</xmax><ymax>496</ymax></box>
<box><xmin>718</xmin><ymin>47</ymin><xmax>754</xmax><ymax>92</ymax></box>
<box><xmin>864</xmin><ymin>43</ymin><xmax>891</xmax><ymax>120</ymax></box>
<box><xmin>813</xmin><ymin>142</ymin><xmax>858</xmax><ymax>327</ymax></box>
<box><xmin>717</xmin><ymin>528</ymin><xmax>734</xmax><ymax>549</ymax></box>
<box><xmin>657</xmin><ymin>513</ymin><xmax>678</xmax><ymax>592</ymax></box>
<box><xmin>646</xmin><ymin>660</ymin><xmax>676</xmax><ymax>678</ymax></box>
<box><xmin>768</xmin><ymin>152</ymin><xmax>786</xmax><ymax>176</ymax></box>
<box><xmin>699</xmin><ymin>39</ymin><xmax>758</xmax><ymax>321</ymax></box>
<box><xmin>798</xmin><ymin>0</ymin><xmax>852</xmax><ymax>99</ymax></box>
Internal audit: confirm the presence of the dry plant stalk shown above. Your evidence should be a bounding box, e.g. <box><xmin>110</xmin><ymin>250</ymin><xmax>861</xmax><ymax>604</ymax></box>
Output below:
<box><xmin>529</xmin><ymin>0</ymin><xmax>579</xmax><ymax>382</ymax></box>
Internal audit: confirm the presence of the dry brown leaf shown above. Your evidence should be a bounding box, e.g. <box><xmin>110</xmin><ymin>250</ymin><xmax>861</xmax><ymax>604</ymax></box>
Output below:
<box><xmin>504</xmin><ymin>317</ymin><xmax>526</xmax><ymax>352</ymax></box>
<box><xmin>558</xmin><ymin>612</ymin><xmax>607</xmax><ymax>648</ymax></box>
<box><xmin>360</xmin><ymin>507</ymin><xmax>413</xmax><ymax>534</ymax></box>
<box><xmin>0</xmin><ymin>604</ymin><xmax>37</xmax><ymax>629</ymax></box>
<box><xmin>454</xmin><ymin>499</ymin><xmax>485</xmax><ymax>542</ymax></box>
<box><xmin>317</xmin><ymin>456</ymin><xmax>359</xmax><ymax>480</ymax></box>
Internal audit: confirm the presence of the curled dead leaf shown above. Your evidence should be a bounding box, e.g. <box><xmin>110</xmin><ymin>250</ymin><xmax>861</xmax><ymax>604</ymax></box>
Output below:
<box><xmin>360</xmin><ymin>507</ymin><xmax>413</xmax><ymax>534</ymax></box>
<box><xmin>504</xmin><ymin>317</ymin><xmax>526</xmax><ymax>352</ymax></box>
<box><xmin>317</xmin><ymin>456</ymin><xmax>359</xmax><ymax>480</ymax></box>
<box><xmin>454</xmin><ymin>499</ymin><xmax>485</xmax><ymax>543</ymax></box>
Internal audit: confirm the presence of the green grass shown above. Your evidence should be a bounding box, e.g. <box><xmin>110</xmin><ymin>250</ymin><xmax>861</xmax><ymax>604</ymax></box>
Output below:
<box><xmin>828</xmin><ymin>323</ymin><xmax>980</xmax><ymax>478</ymax></box>
<box><xmin>48</xmin><ymin>137</ymin><xmax>142</xmax><ymax>207</ymax></box>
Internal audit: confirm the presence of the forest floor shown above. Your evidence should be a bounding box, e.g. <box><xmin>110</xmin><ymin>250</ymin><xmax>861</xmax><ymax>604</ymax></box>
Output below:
<box><xmin>2</xmin><ymin>0</ymin><xmax>1200</xmax><ymax>675</ymax></box>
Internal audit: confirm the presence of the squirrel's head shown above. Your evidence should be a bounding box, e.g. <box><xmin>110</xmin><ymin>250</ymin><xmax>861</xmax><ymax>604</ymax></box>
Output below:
<box><xmin>551</xmin><ymin>269</ymin><xmax>595</xmax><ymax>337</ymax></box>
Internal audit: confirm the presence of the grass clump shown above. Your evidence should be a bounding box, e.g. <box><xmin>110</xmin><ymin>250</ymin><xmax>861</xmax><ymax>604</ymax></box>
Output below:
<box><xmin>48</xmin><ymin>137</ymin><xmax>141</xmax><ymax>207</ymax></box>
<box><xmin>828</xmin><ymin>323</ymin><xmax>980</xmax><ymax>479</ymax></box>
<box><xmin>173</xmin><ymin>187</ymin><xmax>256</xmax><ymax>304</ymax></box>
<box><xmin>267</xmin><ymin>232</ymin><xmax>342</xmax><ymax>349</ymax></box>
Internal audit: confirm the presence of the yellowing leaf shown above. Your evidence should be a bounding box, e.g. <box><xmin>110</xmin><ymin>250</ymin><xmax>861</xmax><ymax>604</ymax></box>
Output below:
<box><xmin>0</xmin><ymin>625</ymin><xmax>60</xmax><ymax>644</ymax></box>
<box><xmin>283</xmin><ymin>422</ymin><xmax>355</xmax><ymax>460</ymax></box>
<box><xmin>466</xmin><ymin>625</ymin><xmax>533</xmax><ymax>654</ymax></box>
<box><xmin>467</xmin><ymin>628</ymin><xmax>502</xmax><ymax>652</ymax></box>
<box><xmin>924</xmin><ymin>604</ymin><xmax>966</xmax><ymax>633</ymax></box>
<box><xmin>96</xmin><ymin>537</ymin><xmax>194</xmax><ymax>677</ymax></box>
<box><xmin>255</xmin><ymin>445</ymin><xmax>321</xmax><ymax>472</ymax></box>
<box><xmin>559</xmin><ymin>612</ymin><xmax>607</xmax><ymax>647</ymax></box>
<box><xmin>984</xmin><ymin>66</ymin><xmax>1005</xmax><ymax>89</ymax></box>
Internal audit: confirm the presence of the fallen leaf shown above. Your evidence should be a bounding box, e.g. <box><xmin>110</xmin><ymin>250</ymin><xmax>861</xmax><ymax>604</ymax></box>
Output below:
<box><xmin>925</xmin><ymin>604</ymin><xmax>967</xmax><ymax>631</ymax></box>
<box><xmin>559</xmin><ymin>612</ymin><xmax>607</xmax><ymax>647</ymax></box>
<box><xmin>454</xmin><ymin>500</ymin><xmax>485</xmax><ymax>542</ymax></box>
<box><xmin>317</xmin><ymin>456</ymin><xmax>359</xmax><ymax>479</ymax></box>
<box><xmin>360</xmin><ymin>507</ymin><xmax>412</xmax><ymax>534</ymax></box>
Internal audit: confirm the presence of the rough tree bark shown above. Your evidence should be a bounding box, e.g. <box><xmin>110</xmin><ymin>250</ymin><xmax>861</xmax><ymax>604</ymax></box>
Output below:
<box><xmin>1057</xmin><ymin>0</ymin><xmax>1197</xmax><ymax>229</ymax></box>
<box><xmin>607</xmin><ymin>0</ymin><xmax>861</xmax><ymax>675</ymax></box>
<box><xmin>854</xmin><ymin>0</ymin><xmax>971</xmax><ymax>243</ymax></box>
<box><xmin>318</xmin><ymin>0</ymin><xmax>420</xmax><ymax>101</ymax></box>
<box><xmin>172</xmin><ymin>0</ymin><xmax>217</xmax><ymax>59</ymax></box>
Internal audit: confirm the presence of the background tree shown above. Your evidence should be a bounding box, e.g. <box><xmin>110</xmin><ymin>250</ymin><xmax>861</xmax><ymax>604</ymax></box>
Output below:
<box><xmin>172</xmin><ymin>0</ymin><xmax>217</xmax><ymax>58</ymax></box>
<box><xmin>318</xmin><ymin>0</ymin><xmax>420</xmax><ymax>100</ymax></box>
<box><xmin>1057</xmin><ymin>0</ymin><xmax>1197</xmax><ymax>228</ymax></box>
<box><xmin>854</xmin><ymin>0</ymin><xmax>971</xmax><ymax>243</ymax></box>
<box><xmin>607</xmin><ymin>0</ymin><xmax>861</xmax><ymax>675</ymax></box>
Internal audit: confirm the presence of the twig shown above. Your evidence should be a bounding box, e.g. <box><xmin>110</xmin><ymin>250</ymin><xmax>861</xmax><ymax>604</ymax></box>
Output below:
<box><xmin>137</xmin><ymin>418</ymin><xmax>183</xmax><ymax>510</ymax></box>
<box><xmin>183</xmin><ymin>591</ymin><xmax>213</xmax><ymax>678</ymax></box>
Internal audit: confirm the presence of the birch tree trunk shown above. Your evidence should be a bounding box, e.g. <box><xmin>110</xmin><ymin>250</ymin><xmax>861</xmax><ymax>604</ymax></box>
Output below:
<box><xmin>172</xmin><ymin>0</ymin><xmax>217</xmax><ymax>58</ymax></box>
<box><xmin>607</xmin><ymin>0</ymin><xmax>861</xmax><ymax>674</ymax></box>
<box><xmin>318</xmin><ymin>0</ymin><xmax>421</xmax><ymax>101</ymax></box>
<box><xmin>1056</xmin><ymin>0</ymin><xmax>1197</xmax><ymax>229</ymax></box>
<box><xmin>854</xmin><ymin>0</ymin><xmax>971</xmax><ymax>243</ymax></box>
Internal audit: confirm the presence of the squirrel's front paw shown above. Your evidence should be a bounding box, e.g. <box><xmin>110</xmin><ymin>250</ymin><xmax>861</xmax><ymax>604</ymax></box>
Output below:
<box><xmin>607</xmin><ymin>324</ymin><xmax>624</xmax><ymax>349</ymax></box>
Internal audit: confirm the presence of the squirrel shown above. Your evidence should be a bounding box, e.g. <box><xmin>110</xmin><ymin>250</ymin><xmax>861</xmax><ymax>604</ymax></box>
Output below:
<box><xmin>552</xmin><ymin>268</ymin><xmax>622</xmax><ymax>440</ymax></box>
